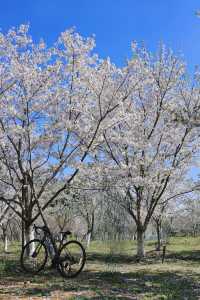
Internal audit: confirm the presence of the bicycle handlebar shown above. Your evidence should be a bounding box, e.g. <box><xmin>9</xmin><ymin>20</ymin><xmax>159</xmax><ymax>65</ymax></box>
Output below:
<box><xmin>33</xmin><ymin>224</ymin><xmax>71</xmax><ymax>239</ymax></box>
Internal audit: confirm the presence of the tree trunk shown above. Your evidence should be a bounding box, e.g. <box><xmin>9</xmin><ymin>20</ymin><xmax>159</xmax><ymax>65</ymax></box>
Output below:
<box><xmin>192</xmin><ymin>225</ymin><xmax>196</xmax><ymax>237</ymax></box>
<box><xmin>2</xmin><ymin>226</ymin><xmax>8</xmax><ymax>253</ymax></box>
<box><xmin>24</xmin><ymin>224</ymin><xmax>35</xmax><ymax>255</ymax></box>
<box><xmin>156</xmin><ymin>220</ymin><xmax>161</xmax><ymax>251</ymax></box>
<box><xmin>137</xmin><ymin>228</ymin><xmax>145</xmax><ymax>258</ymax></box>
<box><xmin>4</xmin><ymin>234</ymin><xmax>8</xmax><ymax>252</ymax></box>
<box><xmin>86</xmin><ymin>212</ymin><xmax>94</xmax><ymax>248</ymax></box>
<box><xmin>86</xmin><ymin>231</ymin><xmax>91</xmax><ymax>248</ymax></box>
<box><xmin>132</xmin><ymin>230</ymin><xmax>137</xmax><ymax>240</ymax></box>
<box><xmin>21</xmin><ymin>218</ymin><xmax>25</xmax><ymax>248</ymax></box>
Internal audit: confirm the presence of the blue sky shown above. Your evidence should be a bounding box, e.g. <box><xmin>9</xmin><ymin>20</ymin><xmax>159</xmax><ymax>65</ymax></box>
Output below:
<box><xmin>1</xmin><ymin>0</ymin><xmax>200</xmax><ymax>71</ymax></box>
<box><xmin>1</xmin><ymin>0</ymin><xmax>200</xmax><ymax>179</ymax></box>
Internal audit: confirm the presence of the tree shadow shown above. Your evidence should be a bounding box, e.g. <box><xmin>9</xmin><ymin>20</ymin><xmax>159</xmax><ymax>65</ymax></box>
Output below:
<box><xmin>16</xmin><ymin>270</ymin><xmax>200</xmax><ymax>299</ymax></box>
<box><xmin>166</xmin><ymin>250</ymin><xmax>200</xmax><ymax>263</ymax></box>
<box><xmin>0</xmin><ymin>255</ymin><xmax>199</xmax><ymax>299</ymax></box>
<box><xmin>87</xmin><ymin>250</ymin><xmax>165</xmax><ymax>265</ymax></box>
<box><xmin>0</xmin><ymin>250</ymin><xmax>200</xmax><ymax>299</ymax></box>
<box><xmin>87</xmin><ymin>252</ymin><xmax>137</xmax><ymax>264</ymax></box>
<box><xmin>87</xmin><ymin>248</ymin><xmax>200</xmax><ymax>266</ymax></box>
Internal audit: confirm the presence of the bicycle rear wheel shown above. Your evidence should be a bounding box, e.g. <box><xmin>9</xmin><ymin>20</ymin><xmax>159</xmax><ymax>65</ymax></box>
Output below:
<box><xmin>20</xmin><ymin>239</ymin><xmax>48</xmax><ymax>274</ymax></box>
<box><xmin>58</xmin><ymin>240</ymin><xmax>86</xmax><ymax>278</ymax></box>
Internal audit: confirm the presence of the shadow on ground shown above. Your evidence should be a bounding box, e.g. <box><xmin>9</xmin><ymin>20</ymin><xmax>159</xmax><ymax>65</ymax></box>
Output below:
<box><xmin>166</xmin><ymin>249</ymin><xmax>200</xmax><ymax>263</ymax></box>
<box><xmin>87</xmin><ymin>250</ymin><xmax>167</xmax><ymax>266</ymax></box>
<box><xmin>0</xmin><ymin>252</ymin><xmax>199</xmax><ymax>299</ymax></box>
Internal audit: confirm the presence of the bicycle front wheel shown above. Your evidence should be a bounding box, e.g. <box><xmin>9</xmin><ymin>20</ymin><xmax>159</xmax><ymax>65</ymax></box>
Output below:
<box><xmin>58</xmin><ymin>240</ymin><xmax>86</xmax><ymax>278</ymax></box>
<box><xmin>20</xmin><ymin>239</ymin><xmax>48</xmax><ymax>274</ymax></box>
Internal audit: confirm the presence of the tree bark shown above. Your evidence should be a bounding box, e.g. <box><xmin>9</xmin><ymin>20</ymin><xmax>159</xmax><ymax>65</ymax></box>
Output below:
<box><xmin>86</xmin><ymin>231</ymin><xmax>91</xmax><ymax>248</ymax></box>
<box><xmin>24</xmin><ymin>223</ymin><xmax>35</xmax><ymax>255</ymax></box>
<box><xmin>192</xmin><ymin>225</ymin><xmax>197</xmax><ymax>237</ymax></box>
<box><xmin>2</xmin><ymin>226</ymin><xmax>8</xmax><ymax>253</ymax></box>
<box><xmin>4</xmin><ymin>234</ymin><xmax>8</xmax><ymax>252</ymax></box>
<box><xmin>137</xmin><ymin>228</ymin><xmax>145</xmax><ymax>258</ymax></box>
<box><xmin>86</xmin><ymin>211</ymin><xmax>94</xmax><ymax>248</ymax></box>
<box><xmin>21</xmin><ymin>218</ymin><xmax>25</xmax><ymax>249</ymax></box>
<box><xmin>155</xmin><ymin>220</ymin><xmax>161</xmax><ymax>251</ymax></box>
<box><xmin>132</xmin><ymin>230</ymin><xmax>137</xmax><ymax>240</ymax></box>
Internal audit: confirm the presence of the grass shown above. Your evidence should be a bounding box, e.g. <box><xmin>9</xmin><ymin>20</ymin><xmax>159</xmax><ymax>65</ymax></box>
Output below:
<box><xmin>0</xmin><ymin>237</ymin><xmax>200</xmax><ymax>299</ymax></box>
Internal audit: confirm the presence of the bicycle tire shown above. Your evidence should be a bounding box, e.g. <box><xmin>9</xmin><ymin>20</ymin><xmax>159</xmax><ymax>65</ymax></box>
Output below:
<box><xmin>57</xmin><ymin>240</ymin><xmax>86</xmax><ymax>278</ymax></box>
<box><xmin>20</xmin><ymin>239</ymin><xmax>48</xmax><ymax>274</ymax></box>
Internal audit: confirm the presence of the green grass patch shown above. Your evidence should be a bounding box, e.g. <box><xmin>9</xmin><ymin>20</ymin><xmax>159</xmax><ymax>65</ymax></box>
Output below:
<box><xmin>0</xmin><ymin>237</ymin><xmax>199</xmax><ymax>299</ymax></box>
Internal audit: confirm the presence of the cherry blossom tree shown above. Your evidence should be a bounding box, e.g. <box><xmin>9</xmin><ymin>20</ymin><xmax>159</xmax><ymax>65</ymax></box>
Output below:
<box><xmin>97</xmin><ymin>45</ymin><xmax>200</xmax><ymax>257</ymax></box>
<box><xmin>0</xmin><ymin>25</ymin><xmax>138</xmax><ymax>247</ymax></box>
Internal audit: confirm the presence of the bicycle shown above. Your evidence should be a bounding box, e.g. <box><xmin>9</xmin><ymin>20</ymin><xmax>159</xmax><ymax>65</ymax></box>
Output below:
<box><xmin>20</xmin><ymin>224</ymin><xmax>86</xmax><ymax>278</ymax></box>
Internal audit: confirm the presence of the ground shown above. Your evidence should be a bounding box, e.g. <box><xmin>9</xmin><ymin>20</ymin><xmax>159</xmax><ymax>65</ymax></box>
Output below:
<box><xmin>0</xmin><ymin>237</ymin><xmax>200</xmax><ymax>299</ymax></box>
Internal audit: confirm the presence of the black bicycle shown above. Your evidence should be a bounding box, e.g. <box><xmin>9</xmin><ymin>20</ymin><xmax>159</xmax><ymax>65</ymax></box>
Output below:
<box><xmin>20</xmin><ymin>224</ymin><xmax>86</xmax><ymax>278</ymax></box>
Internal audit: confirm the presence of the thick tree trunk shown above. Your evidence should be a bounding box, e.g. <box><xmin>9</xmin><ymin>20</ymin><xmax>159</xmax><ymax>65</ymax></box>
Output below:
<box><xmin>24</xmin><ymin>224</ymin><xmax>35</xmax><ymax>255</ymax></box>
<box><xmin>137</xmin><ymin>228</ymin><xmax>145</xmax><ymax>258</ymax></box>
<box><xmin>22</xmin><ymin>174</ymin><xmax>34</xmax><ymax>251</ymax></box>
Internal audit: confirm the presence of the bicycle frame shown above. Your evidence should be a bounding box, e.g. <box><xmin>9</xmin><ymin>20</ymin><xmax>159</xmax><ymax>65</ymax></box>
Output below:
<box><xmin>34</xmin><ymin>225</ymin><xmax>70</xmax><ymax>263</ymax></box>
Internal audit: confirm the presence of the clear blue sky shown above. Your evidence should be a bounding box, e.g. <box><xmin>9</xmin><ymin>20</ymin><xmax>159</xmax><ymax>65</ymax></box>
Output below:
<box><xmin>1</xmin><ymin>0</ymin><xmax>200</xmax><ymax>71</ymax></box>
<box><xmin>0</xmin><ymin>0</ymin><xmax>200</xmax><ymax>178</ymax></box>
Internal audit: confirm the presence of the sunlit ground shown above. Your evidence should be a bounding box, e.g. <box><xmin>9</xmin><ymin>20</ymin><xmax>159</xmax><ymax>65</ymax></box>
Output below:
<box><xmin>0</xmin><ymin>237</ymin><xmax>200</xmax><ymax>299</ymax></box>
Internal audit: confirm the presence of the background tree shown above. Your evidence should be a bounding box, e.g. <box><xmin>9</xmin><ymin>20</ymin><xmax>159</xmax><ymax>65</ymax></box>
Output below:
<box><xmin>98</xmin><ymin>45</ymin><xmax>200</xmax><ymax>257</ymax></box>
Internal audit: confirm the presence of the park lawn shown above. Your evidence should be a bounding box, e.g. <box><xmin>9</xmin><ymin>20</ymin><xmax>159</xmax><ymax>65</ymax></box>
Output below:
<box><xmin>0</xmin><ymin>237</ymin><xmax>199</xmax><ymax>299</ymax></box>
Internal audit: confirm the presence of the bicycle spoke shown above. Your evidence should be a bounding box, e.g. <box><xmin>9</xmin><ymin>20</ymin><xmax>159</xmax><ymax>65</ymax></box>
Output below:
<box><xmin>21</xmin><ymin>239</ymin><xmax>48</xmax><ymax>274</ymax></box>
<box><xmin>58</xmin><ymin>241</ymin><xmax>86</xmax><ymax>278</ymax></box>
